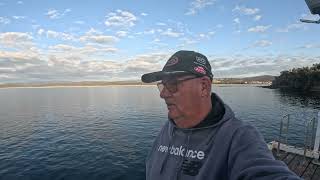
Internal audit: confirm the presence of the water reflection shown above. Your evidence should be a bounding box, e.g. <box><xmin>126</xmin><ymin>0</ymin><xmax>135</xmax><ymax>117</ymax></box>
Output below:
<box><xmin>276</xmin><ymin>89</ymin><xmax>320</xmax><ymax>110</ymax></box>
<box><xmin>0</xmin><ymin>86</ymin><xmax>319</xmax><ymax>180</ymax></box>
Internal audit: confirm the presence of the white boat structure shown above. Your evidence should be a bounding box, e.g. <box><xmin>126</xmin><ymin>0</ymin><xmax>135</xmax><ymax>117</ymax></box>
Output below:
<box><xmin>300</xmin><ymin>0</ymin><xmax>320</xmax><ymax>24</ymax></box>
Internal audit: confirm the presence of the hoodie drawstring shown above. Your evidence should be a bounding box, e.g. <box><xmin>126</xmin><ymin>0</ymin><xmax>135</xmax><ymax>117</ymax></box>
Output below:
<box><xmin>175</xmin><ymin>130</ymin><xmax>192</xmax><ymax>180</ymax></box>
<box><xmin>160</xmin><ymin>126</ymin><xmax>175</xmax><ymax>174</ymax></box>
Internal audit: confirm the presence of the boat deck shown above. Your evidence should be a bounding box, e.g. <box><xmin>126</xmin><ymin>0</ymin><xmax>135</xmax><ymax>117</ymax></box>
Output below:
<box><xmin>272</xmin><ymin>149</ymin><xmax>320</xmax><ymax>179</ymax></box>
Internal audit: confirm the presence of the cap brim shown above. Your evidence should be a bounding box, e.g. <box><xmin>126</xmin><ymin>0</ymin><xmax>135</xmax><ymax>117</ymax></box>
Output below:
<box><xmin>141</xmin><ymin>71</ymin><xmax>190</xmax><ymax>83</ymax></box>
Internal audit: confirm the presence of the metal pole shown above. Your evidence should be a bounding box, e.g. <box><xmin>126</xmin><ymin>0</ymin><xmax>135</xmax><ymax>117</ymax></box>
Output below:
<box><xmin>304</xmin><ymin>122</ymin><xmax>309</xmax><ymax>157</ymax></box>
<box><xmin>286</xmin><ymin>114</ymin><xmax>290</xmax><ymax>144</ymax></box>
<box><xmin>313</xmin><ymin>112</ymin><xmax>320</xmax><ymax>154</ymax></box>
<box><xmin>278</xmin><ymin>120</ymin><xmax>283</xmax><ymax>156</ymax></box>
<box><xmin>312</xmin><ymin>117</ymin><xmax>316</xmax><ymax>146</ymax></box>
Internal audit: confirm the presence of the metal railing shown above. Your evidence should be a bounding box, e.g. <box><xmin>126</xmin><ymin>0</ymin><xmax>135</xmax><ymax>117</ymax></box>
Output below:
<box><xmin>304</xmin><ymin>116</ymin><xmax>317</xmax><ymax>157</ymax></box>
<box><xmin>277</xmin><ymin>114</ymin><xmax>290</xmax><ymax>156</ymax></box>
<box><xmin>277</xmin><ymin>112</ymin><xmax>319</xmax><ymax>159</ymax></box>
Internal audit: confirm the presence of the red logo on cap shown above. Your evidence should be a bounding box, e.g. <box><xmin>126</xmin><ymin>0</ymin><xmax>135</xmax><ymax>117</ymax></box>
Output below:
<box><xmin>165</xmin><ymin>56</ymin><xmax>179</xmax><ymax>66</ymax></box>
<box><xmin>194</xmin><ymin>66</ymin><xmax>206</xmax><ymax>75</ymax></box>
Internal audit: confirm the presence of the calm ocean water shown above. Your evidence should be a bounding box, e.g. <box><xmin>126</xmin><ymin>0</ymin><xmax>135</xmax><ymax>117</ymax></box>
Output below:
<box><xmin>0</xmin><ymin>85</ymin><xmax>320</xmax><ymax>180</ymax></box>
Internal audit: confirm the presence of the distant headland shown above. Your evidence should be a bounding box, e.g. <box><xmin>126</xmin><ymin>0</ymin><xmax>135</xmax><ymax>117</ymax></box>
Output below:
<box><xmin>268</xmin><ymin>63</ymin><xmax>320</xmax><ymax>93</ymax></box>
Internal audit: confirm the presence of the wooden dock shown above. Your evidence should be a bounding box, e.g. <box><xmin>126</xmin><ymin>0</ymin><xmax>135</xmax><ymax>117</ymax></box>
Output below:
<box><xmin>272</xmin><ymin>149</ymin><xmax>320</xmax><ymax>179</ymax></box>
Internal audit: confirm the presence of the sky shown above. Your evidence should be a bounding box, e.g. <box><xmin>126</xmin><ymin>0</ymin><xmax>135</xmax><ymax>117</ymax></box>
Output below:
<box><xmin>0</xmin><ymin>0</ymin><xmax>320</xmax><ymax>83</ymax></box>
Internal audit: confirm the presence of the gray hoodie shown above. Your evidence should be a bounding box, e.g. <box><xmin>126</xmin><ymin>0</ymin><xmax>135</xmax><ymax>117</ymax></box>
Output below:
<box><xmin>146</xmin><ymin>93</ymin><xmax>301</xmax><ymax>180</ymax></box>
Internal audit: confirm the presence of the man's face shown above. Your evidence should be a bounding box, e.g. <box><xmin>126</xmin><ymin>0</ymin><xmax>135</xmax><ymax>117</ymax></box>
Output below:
<box><xmin>159</xmin><ymin>75</ymin><xmax>202</xmax><ymax>121</ymax></box>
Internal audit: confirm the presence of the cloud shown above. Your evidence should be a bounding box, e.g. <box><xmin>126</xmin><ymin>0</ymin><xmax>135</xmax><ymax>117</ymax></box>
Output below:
<box><xmin>80</xmin><ymin>61</ymin><xmax>123</xmax><ymax>75</ymax></box>
<box><xmin>156</xmin><ymin>22</ymin><xmax>166</xmax><ymax>26</ymax></box>
<box><xmin>216</xmin><ymin>24</ymin><xmax>223</xmax><ymax>28</ymax></box>
<box><xmin>0</xmin><ymin>49</ymin><xmax>40</xmax><ymax>62</ymax></box>
<box><xmin>248</xmin><ymin>25</ymin><xmax>271</xmax><ymax>33</ymax></box>
<box><xmin>0</xmin><ymin>17</ymin><xmax>10</xmax><ymax>24</ymax></box>
<box><xmin>49</xmin><ymin>44</ymin><xmax>118</xmax><ymax>55</ymax></box>
<box><xmin>141</xmin><ymin>13</ymin><xmax>148</xmax><ymax>16</ymax></box>
<box><xmin>49</xmin><ymin>44</ymin><xmax>117</xmax><ymax>56</ymax></box>
<box><xmin>123</xmin><ymin>53</ymin><xmax>168</xmax><ymax>73</ymax></box>
<box><xmin>0</xmin><ymin>43</ymin><xmax>120</xmax><ymax>83</ymax></box>
<box><xmin>178</xmin><ymin>37</ymin><xmax>198</xmax><ymax>47</ymax></box>
<box><xmin>116</xmin><ymin>31</ymin><xmax>128</xmax><ymax>37</ymax></box>
<box><xmin>17</xmin><ymin>1</ymin><xmax>23</xmax><ymax>4</ymax></box>
<box><xmin>186</xmin><ymin>0</ymin><xmax>216</xmax><ymax>15</ymax></box>
<box><xmin>46</xmin><ymin>8</ymin><xmax>71</xmax><ymax>19</ymax></box>
<box><xmin>37</xmin><ymin>29</ymin><xmax>44</xmax><ymax>35</ymax></box>
<box><xmin>177</xmin><ymin>30</ymin><xmax>214</xmax><ymax>48</ymax></box>
<box><xmin>298</xmin><ymin>43</ymin><xmax>320</xmax><ymax>49</ymax></box>
<box><xmin>74</xmin><ymin>20</ymin><xmax>85</xmax><ymax>24</ymax></box>
<box><xmin>233</xmin><ymin>30</ymin><xmax>241</xmax><ymax>34</ymax></box>
<box><xmin>161</xmin><ymin>28</ymin><xmax>183</xmax><ymax>37</ymax></box>
<box><xmin>233</xmin><ymin>18</ymin><xmax>241</xmax><ymax>33</ymax></box>
<box><xmin>0</xmin><ymin>48</ymin><xmax>168</xmax><ymax>83</ymax></box>
<box><xmin>276</xmin><ymin>23</ymin><xmax>307</xmax><ymax>33</ymax></box>
<box><xmin>144</xmin><ymin>29</ymin><xmax>155</xmax><ymax>35</ymax></box>
<box><xmin>254</xmin><ymin>15</ymin><xmax>262</xmax><ymax>21</ymax></box>
<box><xmin>153</xmin><ymin>38</ymin><xmax>161</xmax><ymax>42</ymax></box>
<box><xmin>32</xmin><ymin>24</ymin><xmax>40</xmax><ymax>29</ymax></box>
<box><xmin>199</xmin><ymin>34</ymin><xmax>206</xmax><ymax>38</ymax></box>
<box><xmin>105</xmin><ymin>10</ymin><xmax>137</xmax><ymax>28</ymax></box>
<box><xmin>1</xmin><ymin>46</ymin><xmax>319</xmax><ymax>82</ymax></box>
<box><xmin>0</xmin><ymin>32</ymin><xmax>34</xmax><ymax>49</ymax></box>
<box><xmin>46</xmin><ymin>9</ymin><xmax>58</xmax><ymax>19</ymax></box>
<box><xmin>208</xmin><ymin>31</ymin><xmax>215</xmax><ymax>35</ymax></box>
<box><xmin>79</xmin><ymin>34</ymin><xmax>118</xmax><ymax>44</ymax></box>
<box><xmin>198</xmin><ymin>31</ymin><xmax>215</xmax><ymax>39</ymax></box>
<box><xmin>0</xmin><ymin>49</ymin><xmax>44</xmax><ymax>82</ymax></box>
<box><xmin>233</xmin><ymin>18</ymin><xmax>240</xmax><ymax>24</ymax></box>
<box><xmin>253</xmin><ymin>40</ymin><xmax>272</xmax><ymax>47</ymax></box>
<box><xmin>46</xmin><ymin>30</ymin><xmax>75</xmax><ymax>41</ymax></box>
<box><xmin>209</xmin><ymin>55</ymin><xmax>318</xmax><ymax>78</ymax></box>
<box><xmin>85</xmin><ymin>28</ymin><xmax>102</xmax><ymax>35</ymax></box>
<box><xmin>49</xmin><ymin>44</ymin><xmax>75</xmax><ymax>51</ymax></box>
<box><xmin>12</xmin><ymin>16</ymin><xmax>25</xmax><ymax>20</ymax></box>
<box><xmin>147</xmin><ymin>40</ymin><xmax>169</xmax><ymax>51</ymax></box>
<box><xmin>233</xmin><ymin>5</ymin><xmax>260</xmax><ymax>15</ymax></box>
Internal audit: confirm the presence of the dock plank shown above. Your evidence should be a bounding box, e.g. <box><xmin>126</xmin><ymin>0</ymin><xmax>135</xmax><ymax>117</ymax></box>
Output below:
<box><xmin>272</xmin><ymin>149</ymin><xmax>288</xmax><ymax>161</ymax></box>
<box><xmin>312</xmin><ymin>166</ymin><xmax>320</xmax><ymax>180</ymax></box>
<box><xmin>302</xmin><ymin>163</ymin><xmax>318</xmax><ymax>180</ymax></box>
<box><xmin>282</xmin><ymin>153</ymin><xmax>296</xmax><ymax>165</ymax></box>
<box><xmin>271</xmin><ymin>149</ymin><xmax>320</xmax><ymax>179</ymax></box>
<box><xmin>287</xmin><ymin>155</ymin><xmax>311</xmax><ymax>176</ymax></box>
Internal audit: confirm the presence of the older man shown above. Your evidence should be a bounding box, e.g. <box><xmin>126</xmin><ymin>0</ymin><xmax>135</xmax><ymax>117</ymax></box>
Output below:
<box><xmin>141</xmin><ymin>50</ymin><xmax>300</xmax><ymax>180</ymax></box>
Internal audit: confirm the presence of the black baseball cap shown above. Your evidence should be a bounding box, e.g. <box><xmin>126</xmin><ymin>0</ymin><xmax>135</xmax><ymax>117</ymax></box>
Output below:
<box><xmin>141</xmin><ymin>50</ymin><xmax>213</xmax><ymax>83</ymax></box>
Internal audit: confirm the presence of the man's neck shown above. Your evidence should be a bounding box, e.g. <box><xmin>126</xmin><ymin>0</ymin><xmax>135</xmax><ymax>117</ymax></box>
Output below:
<box><xmin>173</xmin><ymin>100</ymin><xmax>212</xmax><ymax>128</ymax></box>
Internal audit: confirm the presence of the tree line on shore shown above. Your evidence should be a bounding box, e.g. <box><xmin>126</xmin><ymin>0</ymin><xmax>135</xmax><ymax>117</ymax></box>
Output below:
<box><xmin>271</xmin><ymin>63</ymin><xmax>320</xmax><ymax>91</ymax></box>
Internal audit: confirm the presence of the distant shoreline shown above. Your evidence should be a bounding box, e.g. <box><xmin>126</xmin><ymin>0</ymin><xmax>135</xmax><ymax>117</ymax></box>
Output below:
<box><xmin>0</xmin><ymin>75</ymin><xmax>274</xmax><ymax>89</ymax></box>
<box><xmin>0</xmin><ymin>83</ymin><xmax>271</xmax><ymax>89</ymax></box>
<box><xmin>0</xmin><ymin>84</ymin><xmax>155</xmax><ymax>89</ymax></box>
<box><xmin>261</xmin><ymin>85</ymin><xmax>320</xmax><ymax>93</ymax></box>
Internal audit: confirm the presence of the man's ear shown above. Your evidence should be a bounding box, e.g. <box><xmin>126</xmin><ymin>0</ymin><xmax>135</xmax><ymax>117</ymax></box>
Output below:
<box><xmin>200</xmin><ymin>77</ymin><xmax>211</xmax><ymax>97</ymax></box>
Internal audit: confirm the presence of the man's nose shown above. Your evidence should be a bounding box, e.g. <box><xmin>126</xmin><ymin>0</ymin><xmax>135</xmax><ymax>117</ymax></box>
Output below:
<box><xmin>160</xmin><ymin>85</ymin><xmax>171</xmax><ymax>99</ymax></box>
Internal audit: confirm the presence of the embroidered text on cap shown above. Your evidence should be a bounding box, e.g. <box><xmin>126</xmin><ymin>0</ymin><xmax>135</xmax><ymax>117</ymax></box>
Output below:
<box><xmin>165</xmin><ymin>56</ymin><xmax>179</xmax><ymax>67</ymax></box>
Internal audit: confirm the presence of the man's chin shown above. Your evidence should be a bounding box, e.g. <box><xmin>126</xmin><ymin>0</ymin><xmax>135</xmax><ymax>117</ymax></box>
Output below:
<box><xmin>168</xmin><ymin>110</ymin><xmax>178</xmax><ymax>120</ymax></box>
